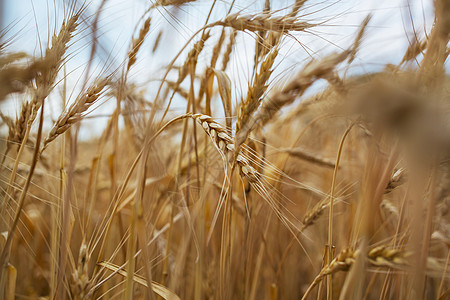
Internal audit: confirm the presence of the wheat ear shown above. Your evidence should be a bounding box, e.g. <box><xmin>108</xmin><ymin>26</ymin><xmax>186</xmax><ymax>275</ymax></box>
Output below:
<box><xmin>236</xmin><ymin>51</ymin><xmax>350</xmax><ymax>146</ymax></box>
<box><xmin>43</xmin><ymin>78</ymin><xmax>109</xmax><ymax>150</ymax></box>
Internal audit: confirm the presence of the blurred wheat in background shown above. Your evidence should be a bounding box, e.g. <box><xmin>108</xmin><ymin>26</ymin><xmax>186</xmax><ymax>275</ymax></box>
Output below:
<box><xmin>0</xmin><ymin>0</ymin><xmax>449</xmax><ymax>299</ymax></box>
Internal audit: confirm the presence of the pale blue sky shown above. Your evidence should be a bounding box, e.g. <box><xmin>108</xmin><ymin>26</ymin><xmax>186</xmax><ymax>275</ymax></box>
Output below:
<box><xmin>0</xmin><ymin>0</ymin><xmax>443</xmax><ymax>139</ymax></box>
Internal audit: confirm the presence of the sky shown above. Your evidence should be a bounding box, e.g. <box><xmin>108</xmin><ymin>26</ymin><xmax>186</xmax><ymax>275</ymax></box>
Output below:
<box><xmin>0</xmin><ymin>0</ymin><xmax>442</xmax><ymax>139</ymax></box>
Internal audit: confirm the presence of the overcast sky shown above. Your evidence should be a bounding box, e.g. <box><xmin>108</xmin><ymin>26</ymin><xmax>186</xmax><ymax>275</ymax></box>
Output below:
<box><xmin>0</xmin><ymin>0</ymin><xmax>444</xmax><ymax>138</ymax></box>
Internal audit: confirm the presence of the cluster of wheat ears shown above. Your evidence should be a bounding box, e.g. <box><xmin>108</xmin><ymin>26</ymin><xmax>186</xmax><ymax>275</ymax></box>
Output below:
<box><xmin>0</xmin><ymin>0</ymin><xmax>449</xmax><ymax>299</ymax></box>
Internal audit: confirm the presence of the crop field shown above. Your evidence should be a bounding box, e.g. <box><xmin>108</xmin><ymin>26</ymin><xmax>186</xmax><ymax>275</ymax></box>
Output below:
<box><xmin>0</xmin><ymin>0</ymin><xmax>449</xmax><ymax>299</ymax></box>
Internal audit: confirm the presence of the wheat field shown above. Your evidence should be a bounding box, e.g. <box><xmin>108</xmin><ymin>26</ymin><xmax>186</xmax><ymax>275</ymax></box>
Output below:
<box><xmin>0</xmin><ymin>0</ymin><xmax>449</xmax><ymax>299</ymax></box>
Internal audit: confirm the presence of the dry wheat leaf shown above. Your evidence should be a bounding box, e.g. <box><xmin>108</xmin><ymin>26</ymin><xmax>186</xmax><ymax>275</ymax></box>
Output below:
<box><xmin>211</xmin><ymin>68</ymin><xmax>232</xmax><ymax>123</ymax></box>
<box><xmin>98</xmin><ymin>261</ymin><xmax>181</xmax><ymax>300</ymax></box>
